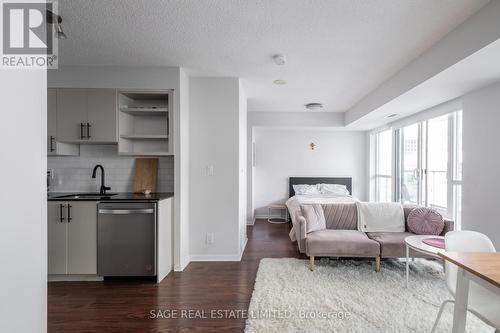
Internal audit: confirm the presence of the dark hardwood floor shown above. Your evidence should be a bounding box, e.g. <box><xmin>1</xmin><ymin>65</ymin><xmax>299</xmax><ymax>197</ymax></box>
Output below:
<box><xmin>48</xmin><ymin>219</ymin><xmax>304</xmax><ymax>333</ymax></box>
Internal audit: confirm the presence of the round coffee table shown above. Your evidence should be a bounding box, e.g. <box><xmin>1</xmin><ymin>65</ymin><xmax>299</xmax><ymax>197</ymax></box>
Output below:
<box><xmin>404</xmin><ymin>235</ymin><xmax>446</xmax><ymax>288</ymax></box>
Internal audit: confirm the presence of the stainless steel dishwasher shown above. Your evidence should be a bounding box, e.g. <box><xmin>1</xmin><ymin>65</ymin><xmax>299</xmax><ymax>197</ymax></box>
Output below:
<box><xmin>97</xmin><ymin>202</ymin><xmax>156</xmax><ymax>277</ymax></box>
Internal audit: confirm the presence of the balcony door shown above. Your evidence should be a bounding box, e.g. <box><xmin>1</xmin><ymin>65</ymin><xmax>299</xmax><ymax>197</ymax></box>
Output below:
<box><xmin>396</xmin><ymin>112</ymin><xmax>461</xmax><ymax>220</ymax></box>
<box><xmin>398</xmin><ymin>123</ymin><xmax>423</xmax><ymax>206</ymax></box>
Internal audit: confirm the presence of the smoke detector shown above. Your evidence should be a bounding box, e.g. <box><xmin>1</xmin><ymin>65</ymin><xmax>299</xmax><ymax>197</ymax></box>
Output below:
<box><xmin>305</xmin><ymin>103</ymin><xmax>323</xmax><ymax>110</ymax></box>
<box><xmin>273</xmin><ymin>79</ymin><xmax>287</xmax><ymax>85</ymax></box>
<box><xmin>273</xmin><ymin>54</ymin><xmax>286</xmax><ymax>66</ymax></box>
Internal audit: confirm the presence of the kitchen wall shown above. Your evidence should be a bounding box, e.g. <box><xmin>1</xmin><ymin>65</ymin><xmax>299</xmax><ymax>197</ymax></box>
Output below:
<box><xmin>0</xmin><ymin>67</ymin><xmax>47</xmax><ymax>332</ymax></box>
<box><xmin>253</xmin><ymin>128</ymin><xmax>367</xmax><ymax>218</ymax></box>
<box><xmin>48</xmin><ymin>145</ymin><xmax>174</xmax><ymax>193</ymax></box>
<box><xmin>49</xmin><ymin>66</ymin><xmax>190</xmax><ymax>270</ymax></box>
<box><xmin>462</xmin><ymin>81</ymin><xmax>500</xmax><ymax>248</ymax></box>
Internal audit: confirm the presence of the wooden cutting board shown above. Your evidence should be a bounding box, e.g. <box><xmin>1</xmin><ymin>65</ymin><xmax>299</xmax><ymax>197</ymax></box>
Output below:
<box><xmin>133</xmin><ymin>158</ymin><xmax>158</xmax><ymax>193</ymax></box>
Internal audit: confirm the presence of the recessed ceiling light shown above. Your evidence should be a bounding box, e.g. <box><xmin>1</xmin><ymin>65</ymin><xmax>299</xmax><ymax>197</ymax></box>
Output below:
<box><xmin>305</xmin><ymin>103</ymin><xmax>323</xmax><ymax>110</ymax></box>
<box><xmin>385</xmin><ymin>113</ymin><xmax>398</xmax><ymax>118</ymax></box>
<box><xmin>273</xmin><ymin>79</ymin><xmax>287</xmax><ymax>85</ymax></box>
<box><xmin>273</xmin><ymin>54</ymin><xmax>286</xmax><ymax>66</ymax></box>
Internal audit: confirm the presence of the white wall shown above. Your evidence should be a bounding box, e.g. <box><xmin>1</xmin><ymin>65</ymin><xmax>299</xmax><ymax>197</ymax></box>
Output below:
<box><xmin>253</xmin><ymin>128</ymin><xmax>367</xmax><ymax>217</ymax></box>
<box><xmin>49</xmin><ymin>66</ymin><xmax>190</xmax><ymax>270</ymax></box>
<box><xmin>246</xmin><ymin>112</ymin><xmax>346</xmax><ymax>223</ymax></box>
<box><xmin>238</xmin><ymin>81</ymin><xmax>248</xmax><ymax>252</ymax></box>
<box><xmin>189</xmin><ymin>77</ymin><xmax>246</xmax><ymax>260</ymax></box>
<box><xmin>462</xmin><ymin>81</ymin><xmax>500</xmax><ymax>248</ymax></box>
<box><xmin>0</xmin><ymin>71</ymin><xmax>47</xmax><ymax>331</ymax></box>
<box><xmin>177</xmin><ymin>68</ymin><xmax>190</xmax><ymax>270</ymax></box>
<box><xmin>249</xmin><ymin>111</ymin><xmax>344</xmax><ymax>127</ymax></box>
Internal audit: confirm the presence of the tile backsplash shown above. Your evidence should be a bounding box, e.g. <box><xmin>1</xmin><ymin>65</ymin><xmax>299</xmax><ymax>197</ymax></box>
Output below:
<box><xmin>48</xmin><ymin>145</ymin><xmax>174</xmax><ymax>193</ymax></box>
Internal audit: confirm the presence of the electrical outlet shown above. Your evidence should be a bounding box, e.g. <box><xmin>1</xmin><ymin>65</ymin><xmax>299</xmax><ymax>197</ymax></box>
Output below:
<box><xmin>203</xmin><ymin>165</ymin><xmax>214</xmax><ymax>176</ymax></box>
<box><xmin>206</xmin><ymin>232</ymin><xmax>214</xmax><ymax>245</ymax></box>
<box><xmin>206</xmin><ymin>165</ymin><xmax>214</xmax><ymax>176</ymax></box>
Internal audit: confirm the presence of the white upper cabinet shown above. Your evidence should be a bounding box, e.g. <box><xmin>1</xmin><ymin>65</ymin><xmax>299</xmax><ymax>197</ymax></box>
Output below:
<box><xmin>56</xmin><ymin>88</ymin><xmax>118</xmax><ymax>144</ymax></box>
<box><xmin>47</xmin><ymin>89</ymin><xmax>79</xmax><ymax>156</ymax></box>
<box><xmin>56</xmin><ymin>89</ymin><xmax>88</xmax><ymax>142</ymax></box>
<box><xmin>86</xmin><ymin>89</ymin><xmax>117</xmax><ymax>143</ymax></box>
<box><xmin>47</xmin><ymin>89</ymin><xmax>57</xmax><ymax>140</ymax></box>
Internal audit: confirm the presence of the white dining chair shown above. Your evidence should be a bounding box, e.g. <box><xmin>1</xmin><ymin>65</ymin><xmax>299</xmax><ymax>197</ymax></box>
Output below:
<box><xmin>431</xmin><ymin>230</ymin><xmax>500</xmax><ymax>333</ymax></box>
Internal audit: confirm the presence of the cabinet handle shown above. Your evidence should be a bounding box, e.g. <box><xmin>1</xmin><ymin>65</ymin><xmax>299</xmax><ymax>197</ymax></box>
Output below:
<box><xmin>59</xmin><ymin>204</ymin><xmax>65</xmax><ymax>223</ymax></box>
<box><xmin>86</xmin><ymin>123</ymin><xmax>91</xmax><ymax>139</ymax></box>
<box><xmin>80</xmin><ymin>123</ymin><xmax>85</xmax><ymax>139</ymax></box>
<box><xmin>49</xmin><ymin>136</ymin><xmax>55</xmax><ymax>152</ymax></box>
<box><xmin>67</xmin><ymin>204</ymin><xmax>72</xmax><ymax>223</ymax></box>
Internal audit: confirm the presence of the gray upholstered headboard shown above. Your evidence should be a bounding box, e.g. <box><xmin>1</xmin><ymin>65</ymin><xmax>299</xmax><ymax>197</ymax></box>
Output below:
<box><xmin>288</xmin><ymin>177</ymin><xmax>352</xmax><ymax>198</ymax></box>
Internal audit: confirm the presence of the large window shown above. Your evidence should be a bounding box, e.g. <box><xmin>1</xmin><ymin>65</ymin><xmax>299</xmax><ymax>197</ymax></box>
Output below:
<box><xmin>371</xmin><ymin>110</ymin><xmax>463</xmax><ymax>226</ymax></box>
<box><xmin>395</xmin><ymin>111</ymin><xmax>462</xmax><ymax>224</ymax></box>
<box><xmin>374</xmin><ymin>130</ymin><xmax>392</xmax><ymax>202</ymax></box>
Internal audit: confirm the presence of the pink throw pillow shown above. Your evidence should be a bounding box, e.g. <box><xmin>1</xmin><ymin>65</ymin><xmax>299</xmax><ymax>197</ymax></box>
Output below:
<box><xmin>407</xmin><ymin>207</ymin><xmax>444</xmax><ymax>235</ymax></box>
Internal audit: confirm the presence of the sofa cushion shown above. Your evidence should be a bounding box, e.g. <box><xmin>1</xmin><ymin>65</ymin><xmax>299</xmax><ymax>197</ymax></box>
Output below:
<box><xmin>407</xmin><ymin>207</ymin><xmax>444</xmax><ymax>235</ymax></box>
<box><xmin>306</xmin><ymin>230</ymin><xmax>380</xmax><ymax>257</ymax></box>
<box><xmin>366</xmin><ymin>232</ymin><xmax>434</xmax><ymax>258</ymax></box>
<box><xmin>301</xmin><ymin>204</ymin><xmax>326</xmax><ymax>233</ymax></box>
<box><xmin>321</xmin><ymin>203</ymin><xmax>357</xmax><ymax>230</ymax></box>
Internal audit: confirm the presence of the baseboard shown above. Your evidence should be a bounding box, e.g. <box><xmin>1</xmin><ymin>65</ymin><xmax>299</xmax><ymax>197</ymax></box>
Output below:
<box><xmin>239</xmin><ymin>237</ymin><xmax>248</xmax><ymax>260</ymax></box>
<box><xmin>247</xmin><ymin>219</ymin><xmax>255</xmax><ymax>226</ymax></box>
<box><xmin>190</xmin><ymin>238</ymin><xmax>248</xmax><ymax>262</ymax></box>
<box><xmin>174</xmin><ymin>257</ymin><xmax>190</xmax><ymax>272</ymax></box>
<box><xmin>48</xmin><ymin>275</ymin><xmax>104</xmax><ymax>282</ymax></box>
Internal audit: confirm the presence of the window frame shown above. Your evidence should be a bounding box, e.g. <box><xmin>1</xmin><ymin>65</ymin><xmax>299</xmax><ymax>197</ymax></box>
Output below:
<box><xmin>393</xmin><ymin>110</ymin><xmax>462</xmax><ymax>223</ymax></box>
<box><xmin>373</xmin><ymin>129</ymin><xmax>394</xmax><ymax>202</ymax></box>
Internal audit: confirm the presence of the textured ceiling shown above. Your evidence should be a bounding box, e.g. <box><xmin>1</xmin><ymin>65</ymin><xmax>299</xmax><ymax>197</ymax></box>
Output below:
<box><xmin>57</xmin><ymin>0</ymin><xmax>489</xmax><ymax>112</ymax></box>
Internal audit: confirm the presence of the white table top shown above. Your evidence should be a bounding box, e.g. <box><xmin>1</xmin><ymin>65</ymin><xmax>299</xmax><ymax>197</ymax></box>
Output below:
<box><xmin>405</xmin><ymin>235</ymin><xmax>445</xmax><ymax>256</ymax></box>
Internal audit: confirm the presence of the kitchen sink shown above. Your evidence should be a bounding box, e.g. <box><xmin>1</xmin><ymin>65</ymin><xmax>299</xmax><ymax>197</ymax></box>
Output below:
<box><xmin>52</xmin><ymin>193</ymin><xmax>118</xmax><ymax>200</ymax></box>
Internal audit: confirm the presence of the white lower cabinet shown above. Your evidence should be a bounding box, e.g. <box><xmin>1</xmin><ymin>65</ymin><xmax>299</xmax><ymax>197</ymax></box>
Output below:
<box><xmin>48</xmin><ymin>201</ymin><xmax>97</xmax><ymax>275</ymax></box>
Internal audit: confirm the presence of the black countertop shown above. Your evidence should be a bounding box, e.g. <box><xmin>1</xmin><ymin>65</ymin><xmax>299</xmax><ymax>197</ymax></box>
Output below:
<box><xmin>48</xmin><ymin>192</ymin><xmax>174</xmax><ymax>202</ymax></box>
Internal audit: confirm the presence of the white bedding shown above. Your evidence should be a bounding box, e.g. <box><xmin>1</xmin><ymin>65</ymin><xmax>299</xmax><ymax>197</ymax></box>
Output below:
<box><xmin>292</xmin><ymin>194</ymin><xmax>358</xmax><ymax>205</ymax></box>
<box><xmin>286</xmin><ymin>194</ymin><xmax>358</xmax><ymax>241</ymax></box>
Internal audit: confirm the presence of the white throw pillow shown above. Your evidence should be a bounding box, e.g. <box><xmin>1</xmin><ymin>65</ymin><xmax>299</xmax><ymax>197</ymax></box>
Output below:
<box><xmin>300</xmin><ymin>204</ymin><xmax>326</xmax><ymax>233</ymax></box>
<box><xmin>319</xmin><ymin>183</ymin><xmax>349</xmax><ymax>196</ymax></box>
<box><xmin>356</xmin><ymin>202</ymin><xmax>405</xmax><ymax>232</ymax></box>
<box><xmin>293</xmin><ymin>184</ymin><xmax>321</xmax><ymax>196</ymax></box>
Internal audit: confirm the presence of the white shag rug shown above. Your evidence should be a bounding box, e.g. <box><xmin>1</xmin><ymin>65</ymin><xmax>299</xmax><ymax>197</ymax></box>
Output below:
<box><xmin>245</xmin><ymin>258</ymin><xmax>494</xmax><ymax>333</ymax></box>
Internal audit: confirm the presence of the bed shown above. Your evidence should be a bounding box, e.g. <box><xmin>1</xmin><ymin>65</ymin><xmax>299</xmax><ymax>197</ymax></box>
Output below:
<box><xmin>286</xmin><ymin>177</ymin><xmax>358</xmax><ymax>242</ymax></box>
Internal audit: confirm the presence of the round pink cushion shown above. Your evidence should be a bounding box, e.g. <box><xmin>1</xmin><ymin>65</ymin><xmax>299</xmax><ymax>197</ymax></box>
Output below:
<box><xmin>407</xmin><ymin>207</ymin><xmax>444</xmax><ymax>235</ymax></box>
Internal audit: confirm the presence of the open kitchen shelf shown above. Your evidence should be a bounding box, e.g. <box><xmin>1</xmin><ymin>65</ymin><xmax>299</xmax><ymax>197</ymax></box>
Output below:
<box><xmin>118</xmin><ymin>90</ymin><xmax>173</xmax><ymax>156</ymax></box>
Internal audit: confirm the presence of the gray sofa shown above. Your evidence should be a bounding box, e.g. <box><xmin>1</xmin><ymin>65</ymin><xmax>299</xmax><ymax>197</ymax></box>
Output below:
<box><xmin>294</xmin><ymin>204</ymin><xmax>454</xmax><ymax>272</ymax></box>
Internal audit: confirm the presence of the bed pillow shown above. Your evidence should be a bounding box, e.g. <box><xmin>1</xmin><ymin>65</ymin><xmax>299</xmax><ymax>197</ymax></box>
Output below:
<box><xmin>407</xmin><ymin>207</ymin><xmax>444</xmax><ymax>235</ymax></box>
<box><xmin>319</xmin><ymin>184</ymin><xmax>349</xmax><ymax>196</ymax></box>
<box><xmin>356</xmin><ymin>202</ymin><xmax>405</xmax><ymax>232</ymax></box>
<box><xmin>300</xmin><ymin>204</ymin><xmax>326</xmax><ymax>233</ymax></box>
<box><xmin>293</xmin><ymin>184</ymin><xmax>321</xmax><ymax>196</ymax></box>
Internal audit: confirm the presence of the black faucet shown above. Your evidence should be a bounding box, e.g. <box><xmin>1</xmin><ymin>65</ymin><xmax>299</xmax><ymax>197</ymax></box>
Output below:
<box><xmin>92</xmin><ymin>164</ymin><xmax>111</xmax><ymax>195</ymax></box>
